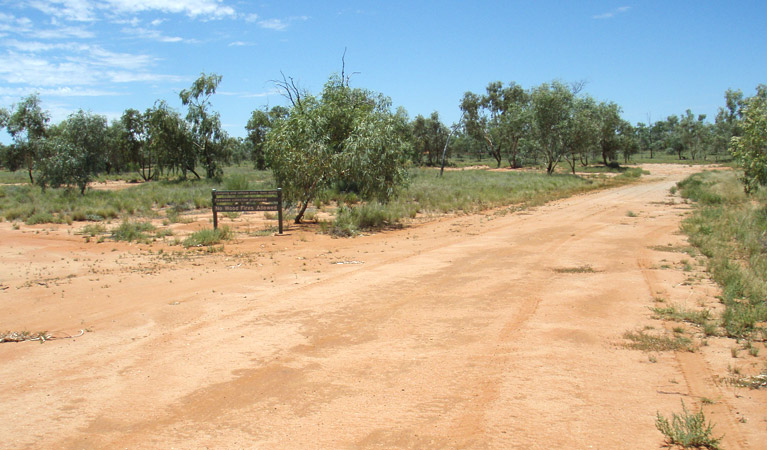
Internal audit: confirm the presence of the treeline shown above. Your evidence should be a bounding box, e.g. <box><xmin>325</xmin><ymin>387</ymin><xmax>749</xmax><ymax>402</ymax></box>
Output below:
<box><xmin>0</xmin><ymin>73</ymin><xmax>760</xmax><ymax>198</ymax></box>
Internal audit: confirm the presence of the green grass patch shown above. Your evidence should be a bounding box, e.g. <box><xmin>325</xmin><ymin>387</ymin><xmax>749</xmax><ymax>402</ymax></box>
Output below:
<box><xmin>325</xmin><ymin>168</ymin><xmax>640</xmax><ymax>236</ymax></box>
<box><xmin>651</xmin><ymin>304</ymin><xmax>712</xmax><ymax>327</ymax></box>
<box><xmin>623</xmin><ymin>329</ymin><xmax>696</xmax><ymax>352</ymax></box>
<box><xmin>677</xmin><ymin>170</ymin><xmax>767</xmax><ymax>339</ymax></box>
<box><xmin>111</xmin><ymin>220</ymin><xmax>156</xmax><ymax>243</ymax></box>
<box><xmin>183</xmin><ymin>226</ymin><xmax>234</xmax><ymax>247</ymax></box>
<box><xmin>0</xmin><ymin>168</ymin><xmax>274</xmax><ymax>225</ymax></box>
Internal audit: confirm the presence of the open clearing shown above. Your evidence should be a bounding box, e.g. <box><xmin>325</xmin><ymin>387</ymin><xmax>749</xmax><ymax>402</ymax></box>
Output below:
<box><xmin>1</xmin><ymin>164</ymin><xmax>765</xmax><ymax>449</ymax></box>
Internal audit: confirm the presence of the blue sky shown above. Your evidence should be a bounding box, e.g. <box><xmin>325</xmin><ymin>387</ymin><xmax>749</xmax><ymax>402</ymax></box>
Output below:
<box><xmin>1</xmin><ymin>0</ymin><xmax>765</xmax><ymax>142</ymax></box>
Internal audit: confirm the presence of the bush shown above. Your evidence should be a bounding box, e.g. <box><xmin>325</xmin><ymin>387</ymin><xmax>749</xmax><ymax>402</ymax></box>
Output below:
<box><xmin>111</xmin><ymin>220</ymin><xmax>155</xmax><ymax>242</ymax></box>
<box><xmin>655</xmin><ymin>401</ymin><xmax>722</xmax><ymax>450</ymax></box>
<box><xmin>183</xmin><ymin>226</ymin><xmax>233</xmax><ymax>247</ymax></box>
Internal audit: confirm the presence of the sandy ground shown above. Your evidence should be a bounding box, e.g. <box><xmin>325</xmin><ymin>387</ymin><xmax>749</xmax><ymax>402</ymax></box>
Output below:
<box><xmin>1</xmin><ymin>164</ymin><xmax>765</xmax><ymax>449</ymax></box>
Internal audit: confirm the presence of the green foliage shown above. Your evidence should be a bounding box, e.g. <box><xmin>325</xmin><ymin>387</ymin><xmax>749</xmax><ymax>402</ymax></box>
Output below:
<box><xmin>223</xmin><ymin>173</ymin><xmax>251</xmax><ymax>190</ymax></box>
<box><xmin>0</xmin><ymin>170</ymin><xmax>274</xmax><ymax>225</ymax></box>
<box><xmin>265</xmin><ymin>75</ymin><xmax>410</xmax><ymax>223</ymax></box>
<box><xmin>677</xmin><ymin>170</ymin><xmax>767</xmax><ymax>339</ymax></box>
<box><xmin>111</xmin><ymin>220</ymin><xmax>156</xmax><ymax>242</ymax></box>
<box><xmin>36</xmin><ymin>139</ymin><xmax>93</xmax><ymax>194</ymax></box>
<box><xmin>460</xmin><ymin>82</ymin><xmax>531</xmax><ymax>168</ymax></box>
<box><xmin>329</xmin><ymin>202</ymin><xmax>411</xmax><ymax>236</ymax></box>
<box><xmin>245</xmin><ymin>106</ymin><xmax>288</xmax><ymax>170</ymax></box>
<box><xmin>655</xmin><ymin>401</ymin><xmax>722</xmax><ymax>450</ymax></box>
<box><xmin>411</xmin><ymin>111</ymin><xmax>448</xmax><ymax>166</ymax></box>
<box><xmin>730</xmin><ymin>85</ymin><xmax>767</xmax><ymax>193</ymax></box>
<box><xmin>623</xmin><ymin>330</ymin><xmax>696</xmax><ymax>352</ymax></box>
<box><xmin>651</xmin><ymin>304</ymin><xmax>712</xmax><ymax>326</ymax></box>
<box><xmin>530</xmin><ymin>81</ymin><xmax>574</xmax><ymax>174</ymax></box>
<box><xmin>2</xmin><ymin>93</ymin><xmax>50</xmax><ymax>183</ymax></box>
<box><xmin>183</xmin><ymin>226</ymin><xmax>233</xmax><ymax>247</ymax></box>
<box><xmin>180</xmin><ymin>72</ymin><xmax>228</xmax><ymax>179</ymax></box>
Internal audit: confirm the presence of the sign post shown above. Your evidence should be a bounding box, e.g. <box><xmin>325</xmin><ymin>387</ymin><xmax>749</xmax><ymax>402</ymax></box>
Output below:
<box><xmin>211</xmin><ymin>188</ymin><xmax>283</xmax><ymax>234</ymax></box>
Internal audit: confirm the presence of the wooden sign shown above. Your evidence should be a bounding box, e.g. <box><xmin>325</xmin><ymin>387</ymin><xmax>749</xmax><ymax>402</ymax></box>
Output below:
<box><xmin>211</xmin><ymin>189</ymin><xmax>283</xmax><ymax>234</ymax></box>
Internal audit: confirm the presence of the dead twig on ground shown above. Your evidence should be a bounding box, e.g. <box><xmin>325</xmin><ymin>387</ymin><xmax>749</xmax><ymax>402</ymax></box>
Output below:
<box><xmin>0</xmin><ymin>329</ymin><xmax>85</xmax><ymax>344</ymax></box>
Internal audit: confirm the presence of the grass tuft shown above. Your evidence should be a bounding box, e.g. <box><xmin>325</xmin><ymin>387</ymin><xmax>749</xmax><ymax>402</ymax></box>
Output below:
<box><xmin>111</xmin><ymin>220</ymin><xmax>155</xmax><ymax>243</ymax></box>
<box><xmin>183</xmin><ymin>226</ymin><xmax>234</xmax><ymax>247</ymax></box>
<box><xmin>623</xmin><ymin>329</ymin><xmax>696</xmax><ymax>352</ymax></box>
<box><xmin>655</xmin><ymin>401</ymin><xmax>722</xmax><ymax>450</ymax></box>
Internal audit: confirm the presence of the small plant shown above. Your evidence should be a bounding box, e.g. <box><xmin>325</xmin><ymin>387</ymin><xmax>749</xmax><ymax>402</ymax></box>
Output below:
<box><xmin>702</xmin><ymin>321</ymin><xmax>718</xmax><ymax>337</ymax></box>
<box><xmin>651</xmin><ymin>304</ymin><xmax>711</xmax><ymax>326</ymax></box>
<box><xmin>731</xmin><ymin>347</ymin><xmax>739</xmax><ymax>358</ymax></box>
<box><xmin>723</xmin><ymin>372</ymin><xmax>767</xmax><ymax>389</ymax></box>
<box><xmin>182</xmin><ymin>226</ymin><xmax>234</xmax><ymax>247</ymax></box>
<box><xmin>623</xmin><ymin>329</ymin><xmax>696</xmax><ymax>352</ymax></box>
<box><xmin>78</xmin><ymin>223</ymin><xmax>107</xmax><ymax>237</ymax></box>
<box><xmin>111</xmin><ymin>220</ymin><xmax>156</xmax><ymax>242</ymax></box>
<box><xmin>626</xmin><ymin>210</ymin><xmax>638</xmax><ymax>217</ymax></box>
<box><xmin>655</xmin><ymin>401</ymin><xmax>722</xmax><ymax>450</ymax></box>
<box><xmin>554</xmin><ymin>265</ymin><xmax>598</xmax><ymax>273</ymax></box>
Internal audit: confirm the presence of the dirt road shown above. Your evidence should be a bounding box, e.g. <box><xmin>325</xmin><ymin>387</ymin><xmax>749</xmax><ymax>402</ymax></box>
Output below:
<box><xmin>1</xmin><ymin>164</ymin><xmax>764</xmax><ymax>449</ymax></box>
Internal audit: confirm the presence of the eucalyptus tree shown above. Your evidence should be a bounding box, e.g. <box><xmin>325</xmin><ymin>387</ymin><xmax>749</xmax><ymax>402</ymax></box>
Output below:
<box><xmin>730</xmin><ymin>84</ymin><xmax>767</xmax><ymax>193</ymax></box>
<box><xmin>119</xmin><ymin>108</ymin><xmax>154</xmax><ymax>181</ymax></box>
<box><xmin>714</xmin><ymin>88</ymin><xmax>746</xmax><ymax>158</ymax></box>
<box><xmin>61</xmin><ymin>109</ymin><xmax>108</xmax><ymax>176</ymax></box>
<box><xmin>103</xmin><ymin>120</ymin><xmax>127</xmax><ymax>174</ymax></box>
<box><xmin>460</xmin><ymin>81</ymin><xmax>530</xmax><ymax>168</ymax></box>
<box><xmin>411</xmin><ymin>111</ymin><xmax>448</xmax><ymax>165</ymax></box>
<box><xmin>618</xmin><ymin>121</ymin><xmax>640</xmax><ymax>163</ymax></box>
<box><xmin>595</xmin><ymin>101</ymin><xmax>623</xmax><ymax>165</ymax></box>
<box><xmin>4</xmin><ymin>93</ymin><xmax>50</xmax><ymax>183</ymax></box>
<box><xmin>530</xmin><ymin>81</ymin><xmax>573</xmax><ymax>174</ymax></box>
<box><xmin>146</xmin><ymin>101</ymin><xmax>198</xmax><ymax>178</ymax></box>
<box><xmin>246</xmin><ymin>105</ymin><xmax>289</xmax><ymax>170</ymax></box>
<box><xmin>679</xmin><ymin>110</ymin><xmax>709</xmax><ymax>160</ymax></box>
<box><xmin>265</xmin><ymin>75</ymin><xmax>409</xmax><ymax>223</ymax></box>
<box><xmin>36</xmin><ymin>139</ymin><xmax>91</xmax><ymax>194</ymax></box>
<box><xmin>562</xmin><ymin>96</ymin><xmax>600</xmax><ymax>173</ymax></box>
<box><xmin>180</xmin><ymin>72</ymin><xmax>228</xmax><ymax>179</ymax></box>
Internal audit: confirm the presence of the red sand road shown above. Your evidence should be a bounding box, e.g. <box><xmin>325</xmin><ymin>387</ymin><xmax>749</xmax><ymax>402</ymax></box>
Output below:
<box><xmin>0</xmin><ymin>164</ymin><xmax>764</xmax><ymax>449</ymax></box>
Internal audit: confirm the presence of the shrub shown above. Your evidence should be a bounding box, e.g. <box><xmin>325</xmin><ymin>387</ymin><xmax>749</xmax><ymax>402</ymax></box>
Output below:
<box><xmin>655</xmin><ymin>401</ymin><xmax>722</xmax><ymax>450</ymax></box>
<box><xmin>111</xmin><ymin>220</ymin><xmax>155</xmax><ymax>242</ymax></box>
<box><xmin>182</xmin><ymin>226</ymin><xmax>233</xmax><ymax>247</ymax></box>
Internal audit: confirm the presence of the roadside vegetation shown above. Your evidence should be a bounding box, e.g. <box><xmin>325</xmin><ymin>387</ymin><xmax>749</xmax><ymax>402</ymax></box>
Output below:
<box><xmin>655</xmin><ymin>401</ymin><xmax>723</xmax><ymax>450</ymax></box>
<box><xmin>677</xmin><ymin>170</ymin><xmax>767</xmax><ymax>340</ymax></box>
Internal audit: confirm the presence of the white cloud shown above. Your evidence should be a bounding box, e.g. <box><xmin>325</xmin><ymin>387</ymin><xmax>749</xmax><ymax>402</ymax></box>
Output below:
<box><xmin>20</xmin><ymin>0</ymin><xmax>237</xmax><ymax>22</ymax></box>
<box><xmin>0</xmin><ymin>42</ymin><xmax>177</xmax><ymax>88</ymax></box>
<box><xmin>121</xmin><ymin>26</ymin><xmax>187</xmax><ymax>42</ymax></box>
<box><xmin>0</xmin><ymin>86</ymin><xmax>122</xmax><ymax>97</ymax></box>
<box><xmin>257</xmin><ymin>15</ymin><xmax>308</xmax><ymax>31</ymax></box>
<box><xmin>258</xmin><ymin>18</ymin><xmax>287</xmax><ymax>31</ymax></box>
<box><xmin>26</xmin><ymin>0</ymin><xmax>96</xmax><ymax>22</ymax></box>
<box><xmin>103</xmin><ymin>0</ymin><xmax>235</xmax><ymax>19</ymax></box>
<box><xmin>0</xmin><ymin>12</ymin><xmax>35</xmax><ymax>34</ymax></box>
<box><xmin>243</xmin><ymin>13</ymin><xmax>259</xmax><ymax>22</ymax></box>
<box><xmin>593</xmin><ymin>6</ymin><xmax>631</xmax><ymax>20</ymax></box>
<box><xmin>31</xmin><ymin>25</ymin><xmax>96</xmax><ymax>39</ymax></box>
<box><xmin>106</xmin><ymin>70</ymin><xmax>183</xmax><ymax>83</ymax></box>
<box><xmin>0</xmin><ymin>51</ymin><xmax>98</xmax><ymax>85</ymax></box>
<box><xmin>218</xmin><ymin>89</ymin><xmax>276</xmax><ymax>98</ymax></box>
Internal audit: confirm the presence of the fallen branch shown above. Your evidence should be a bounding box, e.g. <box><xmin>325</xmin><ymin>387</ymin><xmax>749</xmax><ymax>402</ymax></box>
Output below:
<box><xmin>0</xmin><ymin>329</ymin><xmax>85</xmax><ymax>344</ymax></box>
